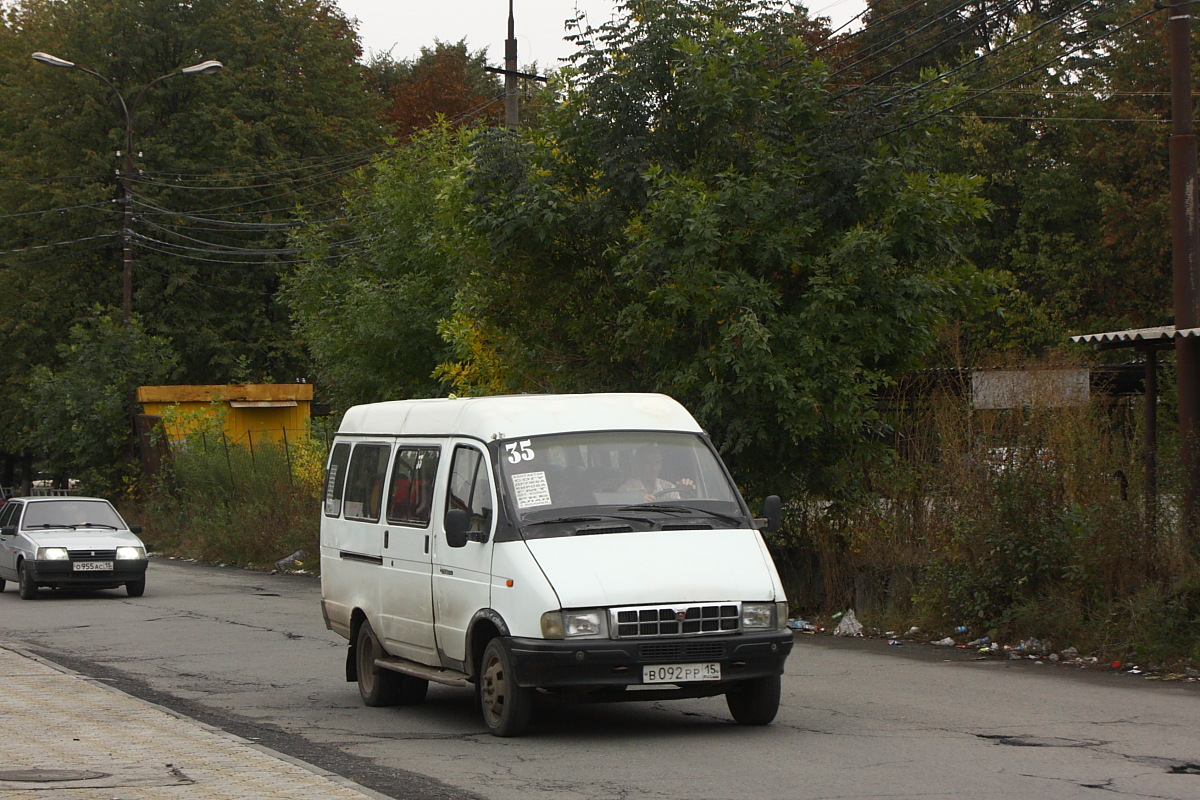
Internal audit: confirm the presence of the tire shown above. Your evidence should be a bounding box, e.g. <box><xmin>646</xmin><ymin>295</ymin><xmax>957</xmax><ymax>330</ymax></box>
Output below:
<box><xmin>0</xmin><ymin>578</ymin><xmax>6</xmax><ymax>592</ymax></box>
<box><xmin>126</xmin><ymin>578</ymin><xmax>146</xmax><ymax>597</ymax></box>
<box><xmin>725</xmin><ymin>675</ymin><xmax>781</xmax><ymax>725</ymax></box>
<box><xmin>18</xmin><ymin>561</ymin><xmax>38</xmax><ymax>600</ymax></box>
<box><xmin>355</xmin><ymin>620</ymin><xmax>428</xmax><ymax>707</ymax></box>
<box><xmin>478</xmin><ymin>638</ymin><xmax>533</xmax><ymax>737</ymax></box>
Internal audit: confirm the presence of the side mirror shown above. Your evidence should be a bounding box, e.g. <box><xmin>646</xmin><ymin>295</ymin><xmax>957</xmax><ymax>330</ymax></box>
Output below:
<box><xmin>129</xmin><ymin>524</ymin><xmax>142</xmax><ymax>535</ymax></box>
<box><xmin>0</xmin><ymin>525</ymin><xmax>14</xmax><ymax>537</ymax></box>
<box><xmin>761</xmin><ymin>495</ymin><xmax>782</xmax><ymax>533</ymax></box>
<box><xmin>444</xmin><ymin>508</ymin><xmax>470</xmax><ymax>548</ymax></box>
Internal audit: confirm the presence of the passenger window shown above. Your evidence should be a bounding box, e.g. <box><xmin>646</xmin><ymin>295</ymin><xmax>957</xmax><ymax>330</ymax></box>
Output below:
<box><xmin>446</xmin><ymin>446</ymin><xmax>493</xmax><ymax>535</ymax></box>
<box><xmin>343</xmin><ymin>444</ymin><xmax>391</xmax><ymax>522</ymax></box>
<box><xmin>0</xmin><ymin>502</ymin><xmax>16</xmax><ymax>527</ymax></box>
<box><xmin>323</xmin><ymin>443</ymin><xmax>351</xmax><ymax>517</ymax></box>
<box><xmin>387</xmin><ymin>447</ymin><xmax>440</xmax><ymax>526</ymax></box>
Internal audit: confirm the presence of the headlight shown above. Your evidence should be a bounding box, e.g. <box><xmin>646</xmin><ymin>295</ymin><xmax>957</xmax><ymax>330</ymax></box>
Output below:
<box><xmin>116</xmin><ymin>546</ymin><xmax>146</xmax><ymax>560</ymax></box>
<box><xmin>741</xmin><ymin>602</ymin><xmax>783</xmax><ymax>630</ymax></box>
<box><xmin>37</xmin><ymin>547</ymin><xmax>69</xmax><ymax>560</ymax></box>
<box><xmin>540</xmin><ymin>609</ymin><xmax>608</xmax><ymax>639</ymax></box>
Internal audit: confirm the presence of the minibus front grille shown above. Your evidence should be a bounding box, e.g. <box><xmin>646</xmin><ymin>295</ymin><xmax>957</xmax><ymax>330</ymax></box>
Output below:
<box><xmin>612</xmin><ymin>604</ymin><xmax>740</xmax><ymax>638</ymax></box>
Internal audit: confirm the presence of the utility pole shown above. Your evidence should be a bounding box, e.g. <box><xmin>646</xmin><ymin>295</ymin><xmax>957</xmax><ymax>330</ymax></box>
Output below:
<box><xmin>31</xmin><ymin>52</ymin><xmax>223</xmax><ymax>325</ymax></box>
<box><xmin>484</xmin><ymin>1</ymin><xmax>548</xmax><ymax>128</ymax></box>
<box><xmin>505</xmin><ymin>0</ymin><xmax>518</xmax><ymax>128</ymax></box>
<box><xmin>1163</xmin><ymin>2</ymin><xmax>1200</xmax><ymax>552</ymax></box>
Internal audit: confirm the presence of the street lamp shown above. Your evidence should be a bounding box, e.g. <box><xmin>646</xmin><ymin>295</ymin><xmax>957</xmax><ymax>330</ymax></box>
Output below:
<box><xmin>31</xmin><ymin>51</ymin><xmax>223</xmax><ymax>323</ymax></box>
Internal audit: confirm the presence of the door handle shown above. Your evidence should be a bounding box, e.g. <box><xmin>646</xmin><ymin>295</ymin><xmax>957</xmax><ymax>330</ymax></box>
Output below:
<box><xmin>440</xmin><ymin>568</ymin><xmax>454</xmax><ymax>575</ymax></box>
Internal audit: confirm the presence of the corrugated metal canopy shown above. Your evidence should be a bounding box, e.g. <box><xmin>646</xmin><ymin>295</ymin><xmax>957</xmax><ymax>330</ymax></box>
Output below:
<box><xmin>1070</xmin><ymin>325</ymin><xmax>1200</xmax><ymax>348</ymax></box>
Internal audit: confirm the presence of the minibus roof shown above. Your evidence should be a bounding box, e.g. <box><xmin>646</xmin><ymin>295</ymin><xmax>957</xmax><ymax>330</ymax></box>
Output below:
<box><xmin>337</xmin><ymin>393</ymin><xmax>704</xmax><ymax>441</ymax></box>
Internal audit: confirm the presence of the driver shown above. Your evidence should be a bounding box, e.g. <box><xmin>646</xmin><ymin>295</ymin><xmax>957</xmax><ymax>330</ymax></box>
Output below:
<box><xmin>620</xmin><ymin>446</ymin><xmax>694</xmax><ymax>502</ymax></box>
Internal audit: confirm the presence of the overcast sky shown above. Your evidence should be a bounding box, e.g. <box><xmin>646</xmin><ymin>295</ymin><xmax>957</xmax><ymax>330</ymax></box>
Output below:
<box><xmin>333</xmin><ymin>1</ymin><xmax>866</xmax><ymax>68</ymax></box>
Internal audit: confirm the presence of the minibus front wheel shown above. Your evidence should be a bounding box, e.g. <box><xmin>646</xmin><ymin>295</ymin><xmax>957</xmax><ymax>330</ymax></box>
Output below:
<box><xmin>725</xmin><ymin>674</ymin><xmax>781</xmax><ymax>725</ymax></box>
<box><xmin>479</xmin><ymin>638</ymin><xmax>533</xmax><ymax>737</ymax></box>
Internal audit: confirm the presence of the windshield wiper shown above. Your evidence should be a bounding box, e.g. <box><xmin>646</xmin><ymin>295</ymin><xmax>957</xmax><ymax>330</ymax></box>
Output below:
<box><xmin>28</xmin><ymin>523</ymin><xmax>77</xmax><ymax>529</ymax></box>
<box><xmin>528</xmin><ymin>512</ymin><xmax>655</xmax><ymax>526</ymax></box>
<box><xmin>618</xmin><ymin>503</ymin><xmax>746</xmax><ymax>526</ymax></box>
<box><xmin>76</xmin><ymin>522</ymin><xmax>118</xmax><ymax>530</ymax></box>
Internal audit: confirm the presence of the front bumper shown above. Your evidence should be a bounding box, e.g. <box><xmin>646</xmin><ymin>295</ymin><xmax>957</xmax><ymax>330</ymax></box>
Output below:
<box><xmin>507</xmin><ymin>630</ymin><xmax>793</xmax><ymax>694</ymax></box>
<box><xmin>27</xmin><ymin>558</ymin><xmax>147</xmax><ymax>588</ymax></box>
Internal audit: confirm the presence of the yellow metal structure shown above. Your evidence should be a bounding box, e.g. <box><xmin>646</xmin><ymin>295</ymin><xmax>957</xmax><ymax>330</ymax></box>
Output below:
<box><xmin>137</xmin><ymin>384</ymin><xmax>313</xmax><ymax>447</ymax></box>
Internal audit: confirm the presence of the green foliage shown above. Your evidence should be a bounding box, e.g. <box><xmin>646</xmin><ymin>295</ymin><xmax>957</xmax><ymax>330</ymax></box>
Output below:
<box><xmin>283</xmin><ymin>124</ymin><xmax>478</xmax><ymax>409</ymax></box>
<box><xmin>0</xmin><ymin>0</ymin><xmax>385</xmax><ymax>461</ymax></box>
<box><xmin>23</xmin><ymin>309</ymin><xmax>178</xmax><ymax>495</ymax></box>
<box><xmin>900</xmin><ymin>4</ymin><xmax>1176</xmax><ymax>355</ymax></box>
<box><xmin>438</xmin><ymin>0</ymin><xmax>995</xmax><ymax>499</ymax></box>
<box><xmin>142</xmin><ymin>418</ymin><xmax>324</xmax><ymax>568</ymax></box>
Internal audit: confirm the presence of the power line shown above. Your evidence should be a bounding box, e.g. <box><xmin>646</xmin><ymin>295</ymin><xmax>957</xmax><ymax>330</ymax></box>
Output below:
<box><xmin>861</xmin><ymin>6</ymin><xmax>1158</xmax><ymax>145</ymax></box>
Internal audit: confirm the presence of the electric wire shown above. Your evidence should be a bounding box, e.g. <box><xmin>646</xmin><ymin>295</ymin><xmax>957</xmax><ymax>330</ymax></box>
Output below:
<box><xmin>859</xmin><ymin>6</ymin><xmax>1158</xmax><ymax>145</ymax></box>
<box><xmin>0</xmin><ymin>233</ymin><xmax>115</xmax><ymax>255</ymax></box>
<box><xmin>865</xmin><ymin>0</ymin><xmax>1135</xmax><ymax>109</ymax></box>
<box><xmin>825</xmin><ymin>0</ymin><xmax>1001</xmax><ymax>79</ymax></box>
<box><xmin>0</xmin><ymin>202</ymin><xmax>118</xmax><ymax>221</ymax></box>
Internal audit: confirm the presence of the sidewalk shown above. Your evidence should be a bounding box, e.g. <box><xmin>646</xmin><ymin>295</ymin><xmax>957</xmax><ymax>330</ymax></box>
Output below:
<box><xmin>0</xmin><ymin>642</ymin><xmax>390</xmax><ymax>800</ymax></box>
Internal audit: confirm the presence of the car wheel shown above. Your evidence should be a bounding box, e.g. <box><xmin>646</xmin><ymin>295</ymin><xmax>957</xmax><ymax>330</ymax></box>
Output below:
<box><xmin>355</xmin><ymin>620</ymin><xmax>409</xmax><ymax>707</ymax></box>
<box><xmin>725</xmin><ymin>674</ymin><xmax>781</xmax><ymax>725</ymax></box>
<box><xmin>18</xmin><ymin>561</ymin><xmax>38</xmax><ymax>600</ymax></box>
<box><xmin>126</xmin><ymin>578</ymin><xmax>146</xmax><ymax>597</ymax></box>
<box><xmin>478</xmin><ymin>638</ymin><xmax>533</xmax><ymax>737</ymax></box>
<box><xmin>0</xmin><ymin>578</ymin><xmax>5</xmax><ymax>592</ymax></box>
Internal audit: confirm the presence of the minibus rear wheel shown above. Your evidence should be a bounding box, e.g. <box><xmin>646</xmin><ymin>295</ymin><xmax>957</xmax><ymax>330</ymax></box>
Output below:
<box><xmin>725</xmin><ymin>674</ymin><xmax>781</xmax><ymax>725</ymax></box>
<box><xmin>356</xmin><ymin>620</ymin><xmax>427</xmax><ymax>706</ymax></box>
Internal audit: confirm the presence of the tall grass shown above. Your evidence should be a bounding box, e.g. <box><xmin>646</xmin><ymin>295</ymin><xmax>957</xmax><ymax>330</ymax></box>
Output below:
<box><xmin>772</xmin><ymin>379</ymin><xmax>1200</xmax><ymax>665</ymax></box>
<box><xmin>138</xmin><ymin>410</ymin><xmax>327</xmax><ymax>571</ymax></box>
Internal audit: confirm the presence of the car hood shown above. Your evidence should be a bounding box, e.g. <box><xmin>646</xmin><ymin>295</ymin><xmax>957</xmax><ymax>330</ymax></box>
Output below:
<box><xmin>22</xmin><ymin>529</ymin><xmax>145</xmax><ymax>550</ymax></box>
<box><xmin>524</xmin><ymin>528</ymin><xmax>782</xmax><ymax>608</ymax></box>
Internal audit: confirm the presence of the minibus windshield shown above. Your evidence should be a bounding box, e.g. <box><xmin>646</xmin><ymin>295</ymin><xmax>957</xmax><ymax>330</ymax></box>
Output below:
<box><xmin>498</xmin><ymin>431</ymin><xmax>746</xmax><ymax>538</ymax></box>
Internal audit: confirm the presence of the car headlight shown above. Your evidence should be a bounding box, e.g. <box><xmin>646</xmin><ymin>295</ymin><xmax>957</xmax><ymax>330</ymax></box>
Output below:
<box><xmin>742</xmin><ymin>602</ymin><xmax>787</xmax><ymax>630</ymax></box>
<box><xmin>37</xmin><ymin>547</ymin><xmax>69</xmax><ymax>560</ymax></box>
<box><xmin>541</xmin><ymin>609</ymin><xmax>608</xmax><ymax>639</ymax></box>
<box><xmin>116</xmin><ymin>546</ymin><xmax>146</xmax><ymax>560</ymax></box>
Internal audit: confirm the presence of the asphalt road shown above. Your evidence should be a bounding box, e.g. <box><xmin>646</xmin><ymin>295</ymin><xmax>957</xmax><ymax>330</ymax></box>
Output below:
<box><xmin>1</xmin><ymin>558</ymin><xmax>1198</xmax><ymax>800</ymax></box>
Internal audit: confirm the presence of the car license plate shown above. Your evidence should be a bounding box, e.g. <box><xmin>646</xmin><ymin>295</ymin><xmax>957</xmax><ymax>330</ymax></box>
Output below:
<box><xmin>73</xmin><ymin>561</ymin><xmax>113</xmax><ymax>571</ymax></box>
<box><xmin>643</xmin><ymin>663</ymin><xmax>721</xmax><ymax>683</ymax></box>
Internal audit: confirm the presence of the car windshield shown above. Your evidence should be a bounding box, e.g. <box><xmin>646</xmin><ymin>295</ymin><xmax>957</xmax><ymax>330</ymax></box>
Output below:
<box><xmin>499</xmin><ymin>431</ymin><xmax>747</xmax><ymax>539</ymax></box>
<box><xmin>21</xmin><ymin>500</ymin><xmax>126</xmax><ymax>530</ymax></box>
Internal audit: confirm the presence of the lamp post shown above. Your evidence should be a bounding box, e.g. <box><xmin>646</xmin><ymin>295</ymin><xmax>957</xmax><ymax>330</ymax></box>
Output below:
<box><xmin>30</xmin><ymin>52</ymin><xmax>223</xmax><ymax>324</ymax></box>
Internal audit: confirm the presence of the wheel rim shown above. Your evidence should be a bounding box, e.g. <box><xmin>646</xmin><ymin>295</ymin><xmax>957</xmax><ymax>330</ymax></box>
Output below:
<box><xmin>480</xmin><ymin>650</ymin><xmax>505</xmax><ymax>726</ymax></box>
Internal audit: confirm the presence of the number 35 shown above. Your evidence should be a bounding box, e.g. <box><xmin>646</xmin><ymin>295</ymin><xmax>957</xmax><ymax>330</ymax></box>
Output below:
<box><xmin>505</xmin><ymin>440</ymin><xmax>535</xmax><ymax>464</ymax></box>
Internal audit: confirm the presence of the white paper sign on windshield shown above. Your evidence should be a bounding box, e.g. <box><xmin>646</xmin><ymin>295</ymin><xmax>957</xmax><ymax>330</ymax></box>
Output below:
<box><xmin>512</xmin><ymin>471</ymin><xmax>553</xmax><ymax>508</ymax></box>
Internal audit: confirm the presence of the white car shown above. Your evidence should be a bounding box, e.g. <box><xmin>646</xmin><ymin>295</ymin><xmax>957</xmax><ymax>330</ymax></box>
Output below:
<box><xmin>0</xmin><ymin>496</ymin><xmax>148</xmax><ymax>599</ymax></box>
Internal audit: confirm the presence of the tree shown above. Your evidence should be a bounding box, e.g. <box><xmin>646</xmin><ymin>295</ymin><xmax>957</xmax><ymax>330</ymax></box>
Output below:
<box><xmin>23</xmin><ymin>310</ymin><xmax>178</xmax><ymax>494</ymax></box>
<box><xmin>921</xmin><ymin>2</ymin><xmax>1176</xmax><ymax>355</ymax></box>
<box><xmin>369</xmin><ymin>41</ymin><xmax>504</xmax><ymax>139</ymax></box>
<box><xmin>0</xmin><ymin>0</ymin><xmax>386</xmax><ymax>479</ymax></box>
<box><xmin>283</xmin><ymin>125</ymin><xmax>475</xmax><ymax>409</ymax></box>
<box><xmin>293</xmin><ymin>0</ymin><xmax>994</xmax><ymax>499</ymax></box>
